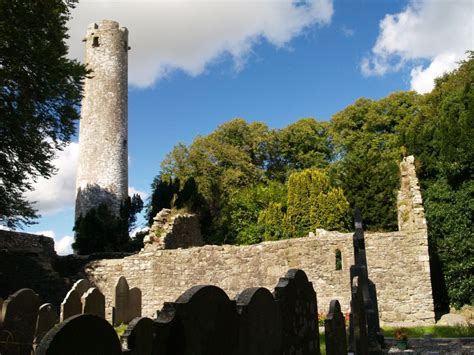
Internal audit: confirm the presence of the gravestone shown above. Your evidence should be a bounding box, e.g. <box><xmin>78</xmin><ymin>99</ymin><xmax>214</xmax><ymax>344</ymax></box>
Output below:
<box><xmin>349</xmin><ymin>277</ymin><xmax>368</xmax><ymax>355</ymax></box>
<box><xmin>235</xmin><ymin>287</ymin><xmax>281</xmax><ymax>355</ymax></box>
<box><xmin>71</xmin><ymin>279</ymin><xmax>90</xmax><ymax>299</ymax></box>
<box><xmin>274</xmin><ymin>269</ymin><xmax>320</xmax><ymax>355</ymax></box>
<box><xmin>129</xmin><ymin>287</ymin><xmax>142</xmax><ymax>320</ymax></box>
<box><xmin>349</xmin><ymin>209</ymin><xmax>384</xmax><ymax>353</ymax></box>
<box><xmin>36</xmin><ymin>314</ymin><xmax>121</xmax><ymax>355</ymax></box>
<box><xmin>154</xmin><ymin>285</ymin><xmax>239</xmax><ymax>355</ymax></box>
<box><xmin>324</xmin><ymin>300</ymin><xmax>347</xmax><ymax>355</ymax></box>
<box><xmin>0</xmin><ymin>297</ymin><xmax>3</xmax><ymax>322</ymax></box>
<box><xmin>114</xmin><ymin>276</ymin><xmax>130</xmax><ymax>325</ymax></box>
<box><xmin>34</xmin><ymin>303</ymin><xmax>59</xmax><ymax>348</ymax></box>
<box><xmin>82</xmin><ymin>287</ymin><xmax>105</xmax><ymax>319</ymax></box>
<box><xmin>60</xmin><ymin>289</ymin><xmax>82</xmax><ymax>321</ymax></box>
<box><xmin>121</xmin><ymin>317</ymin><xmax>154</xmax><ymax>355</ymax></box>
<box><xmin>0</xmin><ymin>288</ymin><xmax>41</xmax><ymax>355</ymax></box>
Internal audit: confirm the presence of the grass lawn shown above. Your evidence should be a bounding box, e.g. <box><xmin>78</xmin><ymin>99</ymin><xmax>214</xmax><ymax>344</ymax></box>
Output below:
<box><xmin>381</xmin><ymin>325</ymin><xmax>474</xmax><ymax>338</ymax></box>
<box><xmin>319</xmin><ymin>325</ymin><xmax>473</xmax><ymax>354</ymax></box>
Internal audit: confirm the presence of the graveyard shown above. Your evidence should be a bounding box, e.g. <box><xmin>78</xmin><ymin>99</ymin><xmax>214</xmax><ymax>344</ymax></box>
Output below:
<box><xmin>1</xmin><ymin>1</ymin><xmax>473</xmax><ymax>354</ymax></box>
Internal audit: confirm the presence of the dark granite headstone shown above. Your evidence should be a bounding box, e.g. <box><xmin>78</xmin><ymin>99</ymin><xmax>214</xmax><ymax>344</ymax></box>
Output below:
<box><xmin>82</xmin><ymin>287</ymin><xmax>105</xmax><ymax>318</ymax></box>
<box><xmin>349</xmin><ymin>277</ymin><xmax>368</xmax><ymax>355</ymax></box>
<box><xmin>129</xmin><ymin>287</ymin><xmax>142</xmax><ymax>320</ymax></box>
<box><xmin>36</xmin><ymin>314</ymin><xmax>121</xmax><ymax>355</ymax></box>
<box><xmin>273</xmin><ymin>269</ymin><xmax>320</xmax><ymax>355</ymax></box>
<box><xmin>0</xmin><ymin>288</ymin><xmax>41</xmax><ymax>355</ymax></box>
<box><xmin>349</xmin><ymin>209</ymin><xmax>384</xmax><ymax>353</ymax></box>
<box><xmin>34</xmin><ymin>303</ymin><xmax>58</xmax><ymax>348</ymax></box>
<box><xmin>324</xmin><ymin>300</ymin><xmax>347</xmax><ymax>355</ymax></box>
<box><xmin>121</xmin><ymin>317</ymin><xmax>154</xmax><ymax>355</ymax></box>
<box><xmin>60</xmin><ymin>289</ymin><xmax>81</xmax><ymax>321</ymax></box>
<box><xmin>114</xmin><ymin>276</ymin><xmax>130</xmax><ymax>325</ymax></box>
<box><xmin>235</xmin><ymin>287</ymin><xmax>281</xmax><ymax>355</ymax></box>
<box><xmin>154</xmin><ymin>285</ymin><xmax>238</xmax><ymax>355</ymax></box>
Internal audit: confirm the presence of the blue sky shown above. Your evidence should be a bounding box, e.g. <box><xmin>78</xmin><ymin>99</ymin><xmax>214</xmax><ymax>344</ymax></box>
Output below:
<box><xmin>21</xmin><ymin>0</ymin><xmax>473</xmax><ymax>254</ymax></box>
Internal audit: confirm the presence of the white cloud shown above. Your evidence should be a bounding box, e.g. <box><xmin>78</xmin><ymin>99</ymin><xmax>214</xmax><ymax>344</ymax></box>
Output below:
<box><xmin>128</xmin><ymin>186</ymin><xmax>149</xmax><ymax>200</ymax></box>
<box><xmin>410</xmin><ymin>53</ymin><xmax>460</xmax><ymax>94</ymax></box>
<box><xmin>67</xmin><ymin>0</ymin><xmax>334</xmax><ymax>87</ymax></box>
<box><xmin>33</xmin><ymin>230</ymin><xmax>74</xmax><ymax>255</ymax></box>
<box><xmin>55</xmin><ymin>235</ymin><xmax>74</xmax><ymax>256</ymax></box>
<box><xmin>25</xmin><ymin>143</ymin><xmax>79</xmax><ymax>216</ymax></box>
<box><xmin>362</xmin><ymin>0</ymin><xmax>473</xmax><ymax>93</ymax></box>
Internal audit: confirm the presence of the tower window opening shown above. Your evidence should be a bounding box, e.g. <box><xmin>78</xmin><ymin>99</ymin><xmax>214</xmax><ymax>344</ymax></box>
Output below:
<box><xmin>124</xmin><ymin>41</ymin><xmax>128</xmax><ymax>52</ymax></box>
<box><xmin>92</xmin><ymin>36</ymin><xmax>99</xmax><ymax>47</ymax></box>
<box><xmin>335</xmin><ymin>249</ymin><xmax>342</xmax><ymax>271</ymax></box>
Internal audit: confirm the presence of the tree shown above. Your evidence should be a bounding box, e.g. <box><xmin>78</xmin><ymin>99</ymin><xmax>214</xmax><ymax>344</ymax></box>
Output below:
<box><xmin>400</xmin><ymin>53</ymin><xmax>474</xmax><ymax>308</ymax></box>
<box><xmin>0</xmin><ymin>0</ymin><xmax>87</xmax><ymax>228</ymax></box>
<box><xmin>73</xmin><ymin>195</ymin><xmax>144</xmax><ymax>255</ymax></box>
<box><xmin>268</xmin><ymin>118</ymin><xmax>331</xmax><ymax>181</ymax></box>
<box><xmin>329</xmin><ymin>92</ymin><xmax>420</xmax><ymax>230</ymax></box>
<box><xmin>286</xmin><ymin>168</ymin><xmax>350</xmax><ymax>237</ymax></box>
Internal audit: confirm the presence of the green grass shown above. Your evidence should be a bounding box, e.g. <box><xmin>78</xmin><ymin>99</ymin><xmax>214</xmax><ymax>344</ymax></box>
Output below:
<box><xmin>318</xmin><ymin>325</ymin><xmax>473</xmax><ymax>354</ymax></box>
<box><xmin>381</xmin><ymin>325</ymin><xmax>474</xmax><ymax>338</ymax></box>
<box><xmin>114</xmin><ymin>323</ymin><xmax>128</xmax><ymax>337</ymax></box>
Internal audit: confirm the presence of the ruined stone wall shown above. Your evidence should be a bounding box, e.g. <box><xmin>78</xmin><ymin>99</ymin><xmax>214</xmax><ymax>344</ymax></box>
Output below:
<box><xmin>75</xmin><ymin>20</ymin><xmax>129</xmax><ymax>218</ymax></box>
<box><xmin>0</xmin><ymin>231</ymin><xmax>70</xmax><ymax>307</ymax></box>
<box><xmin>143</xmin><ymin>208</ymin><xmax>204</xmax><ymax>250</ymax></box>
<box><xmin>84</xmin><ymin>157</ymin><xmax>434</xmax><ymax>326</ymax></box>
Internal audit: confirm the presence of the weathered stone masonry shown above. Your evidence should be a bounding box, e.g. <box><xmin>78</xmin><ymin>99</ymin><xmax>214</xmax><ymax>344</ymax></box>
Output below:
<box><xmin>85</xmin><ymin>156</ymin><xmax>435</xmax><ymax>326</ymax></box>
<box><xmin>75</xmin><ymin>20</ymin><xmax>129</xmax><ymax>219</ymax></box>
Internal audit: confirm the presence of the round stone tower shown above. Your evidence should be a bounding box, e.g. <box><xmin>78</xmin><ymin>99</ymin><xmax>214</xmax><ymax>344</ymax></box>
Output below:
<box><xmin>75</xmin><ymin>20</ymin><xmax>129</xmax><ymax>219</ymax></box>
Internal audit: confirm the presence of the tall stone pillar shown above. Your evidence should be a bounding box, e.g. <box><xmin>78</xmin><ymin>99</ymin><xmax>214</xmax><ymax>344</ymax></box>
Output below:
<box><xmin>75</xmin><ymin>20</ymin><xmax>129</xmax><ymax>219</ymax></box>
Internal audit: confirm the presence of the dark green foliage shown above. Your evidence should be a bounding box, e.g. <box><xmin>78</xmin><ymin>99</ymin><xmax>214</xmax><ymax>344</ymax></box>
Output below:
<box><xmin>286</xmin><ymin>169</ymin><xmax>350</xmax><ymax>237</ymax></box>
<box><xmin>73</xmin><ymin>204</ymin><xmax>126</xmax><ymax>255</ymax></box>
<box><xmin>400</xmin><ymin>53</ymin><xmax>474</xmax><ymax>309</ymax></box>
<box><xmin>330</xmin><ymin>92</ymin><xmax>421</xmax><ymax>230</ymax></box>
<box><xmin>73</xmin><ymin>195</ymin><xmax>144</xmax><ymax>255</ymax></box>
<box><xmin>226</xmin><ymin>181</ymin><xmax>287</xmax><ymax>244</ymax></box>
<box><xmin>0</xmin><ymin>0</ymin><xmax>87</xmax><ymax>228</ymax></box>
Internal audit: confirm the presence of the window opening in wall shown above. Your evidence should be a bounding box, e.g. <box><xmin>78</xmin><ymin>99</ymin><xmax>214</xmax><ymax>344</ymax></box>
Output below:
<box><xmin>335</xmin><ymin>249</ymin><xmax>342</xmax><ymax>271</ymax></box>
<box><xmin>92</xmin><ymin>36</ymin><xmax>99</xmax><ymax>47</ymax></box>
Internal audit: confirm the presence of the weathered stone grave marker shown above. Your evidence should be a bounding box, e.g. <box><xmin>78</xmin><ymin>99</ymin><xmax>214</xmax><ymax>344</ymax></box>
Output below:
<box><xmin>325</xmin><ymin>300</ymin><xmax>347</xmax><ymax>355</ymax></box>
<box><xmin>349</xmin><ymin>208</ymin><xmax>384</xmax><ymax>354</ymax></box>
<box><xmin>235</xmin><ymin>287</ymin><xmax>281</xmax><ymax>355</ymax></box>
<box><xmin>71</xmin><ymin>278</ymin><xmax>90</xmax><ymax>299</ymax></box>
<box><xmin>33</xmin><ymin>303</ymin><xmax>58</xmax><ymax>348</ymax></box>
<box><xmin>36</xmin><ymin>314</ymin><xmax>121</xmax><ymax>355</ymax></box>
<box><xmin>274</xmin><ymin>269</ymin><xmax>320</xmax><ymax>355</ymax></box>
<box><xmin>114</xmin><ymin>276</ymin><xmax>130</xmax><ymax>325</ymax></box>
<box><xmin>155</xmin><ymin>285</ymin><xmax>239</xmax><ymax>355</ymax></box>
<box><xmin>129</xmin><ymin>287</ymin><xmax>142</xmax><ymax>320</ymax></box>
<box><xmin>349</xmin><ymin>276</ymin><xmax>368</xmax><ymax>355</ymax></box>
<box><xmin>0</xmin><ymin>288</ymin><xmax>41</xmax><ymax>355</ymax></box>
<box><xmin>60</xmin><ymin>289</ymin><xmax>81</xmax><ymax>321</ymax></box>
<box><xmin>113</xmin><ymin>276</ymin><xmax>141</xmax><ymax>325</ymax></box>
<box><xmin>121</xmin><ymin>317</ymin><xmax>154</xmax><ymax>355</ymax></box>
<box><xmin>82</xmin><ymin>287</ymin><xmax>105</xmax><ymax>319</ymax></box>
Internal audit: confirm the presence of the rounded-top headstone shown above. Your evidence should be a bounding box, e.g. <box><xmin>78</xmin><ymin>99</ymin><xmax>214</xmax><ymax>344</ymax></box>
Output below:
<box><xmin>1</xmin><ymin>288</ymin><xmax>41</xmax><ymax>345</ymax></box>
<box><xmin>82</xmin><ymin>287</ymin><xmax>105</xmax><ymax>319</ymax></box>
<box><xmin>235</xmin><ymin>287</ymin><xmax>281</xmax><ymax>355</ymax></box>
<box><xmin>114</xmin><ymin>276</ymin><xmax>130</xmax><ymax>325</ymax></box>
<box><xmin>121</xmin><ymin>317</ymin><xmax>154</xmax><ymax>354</ymax></box>
<box><xmin>34</xmin><ymin>303</ymin><xmax>59</xmax><ymax>345</ymax></box>
<box><xmin>36</xmin><ymin>314</ymin><xmax>121</xmax><ymax>355</ymax></box>
<box><xmin>60</xmin><ymin>289</ymin><xmax>82</xmax><ymax>321</ymax></box>
<box><xmin>173</xmin><ymin>285</ymin><xmax>238</xmax><ymax>355</ymax></box>
<box><xmin>71</xmin><ymin>279</ymin><xmax>91</xmax><ymax>298</ymax></box>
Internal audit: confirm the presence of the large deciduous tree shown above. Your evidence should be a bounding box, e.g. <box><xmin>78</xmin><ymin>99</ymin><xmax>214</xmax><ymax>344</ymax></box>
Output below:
<box><xmin>0</xmin><ymin>0</ymin><xmax>87</xmax><ymax>228</ymax></box>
